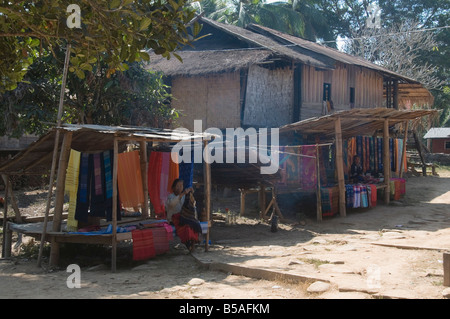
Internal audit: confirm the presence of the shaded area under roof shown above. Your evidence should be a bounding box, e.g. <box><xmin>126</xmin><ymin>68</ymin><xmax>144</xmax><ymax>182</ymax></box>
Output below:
<box><xmin>0</xmin><ymin>124</ymin><xmax>212</xmax><ymax>176</ymax></box>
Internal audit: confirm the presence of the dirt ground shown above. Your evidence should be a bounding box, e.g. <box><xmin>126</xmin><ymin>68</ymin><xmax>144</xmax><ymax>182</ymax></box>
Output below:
<box><xmin>0</xmin><ymin>168</ymin><xmax>449</xmax><ymax>300</ymax></box>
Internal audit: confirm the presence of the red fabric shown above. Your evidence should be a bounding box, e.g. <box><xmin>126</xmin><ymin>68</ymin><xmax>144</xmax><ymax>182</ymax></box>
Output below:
<box><xmin>172</xmin><ymin>213</ymin><xmax>199</xmax><ymax>244</ymax></box>
<box><xmin>151</xmin><ymin>227</ymin><xmax>170</xmax><ymax>255</ymax></box>
<box><xmin>370</xmin><ymin>184</ymin><xmax>377</xmax><ymax>207</ymax></box>
<box><xmin>148</xmin><ymin>152</ymin><xmax>165</xmax><ymax>217</ymax></box>
<box><xmin>132</xmin><ymin>229</ymin><xmax>155</xmax><ymax>261</ymax></box>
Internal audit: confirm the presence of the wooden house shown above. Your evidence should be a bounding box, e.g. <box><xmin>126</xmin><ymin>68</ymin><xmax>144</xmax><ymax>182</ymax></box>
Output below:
<box><xmin>148</xmin><ymin>17</ymin><xmax>434</xmax><ymax>131</ymax></box>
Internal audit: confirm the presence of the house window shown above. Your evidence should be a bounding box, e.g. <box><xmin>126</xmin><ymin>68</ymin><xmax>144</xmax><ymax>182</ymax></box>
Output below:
<box><xmin>350</xmin><ymin>87</ymin><xmax>355</xmax><ymax>108</ymax></box>
<box><xmin>445</xmin><ymin>141</ymin><xmax>450</xmax><ymax>150</ymax></box>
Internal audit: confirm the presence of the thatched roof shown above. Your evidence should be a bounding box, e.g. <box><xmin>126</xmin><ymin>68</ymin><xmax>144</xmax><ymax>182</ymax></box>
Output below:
<box><xmin>149</xmin><ymin>49</ymin><xmax>273</xmax><ymax>77</ymax></box>
<box><xmin>147</xmin><ymin>17</ymin><xmax>422</xmax><ymax>84</ymax></box>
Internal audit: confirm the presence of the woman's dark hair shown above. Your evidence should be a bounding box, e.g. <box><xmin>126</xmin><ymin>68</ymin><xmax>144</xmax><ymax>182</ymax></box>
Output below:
<box><xmin>171</xmin><ymin>178</ymin><xmax>184</xmax><ymax>190</ymax></box>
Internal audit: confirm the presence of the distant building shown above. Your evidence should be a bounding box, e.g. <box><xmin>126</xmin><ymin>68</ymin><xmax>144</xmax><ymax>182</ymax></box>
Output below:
<box><xmin>424</xmin><ymin>128</ymin><xmax>450</xmax><ymax>154</ymax></box>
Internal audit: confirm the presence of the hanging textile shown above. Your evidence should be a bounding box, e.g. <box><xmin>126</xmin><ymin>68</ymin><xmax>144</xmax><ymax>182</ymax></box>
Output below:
<box><xmin>132</xmin><ymin>229</ymin><xmax>156</xmax><ymax>261</ymax></box>
<box><xmin>167</xmin><ymin>153</ymin><xmax>179</xmax><ymax>193</ymax></box>
<box><xmin>179</xmin><ymin>152</ymin><xmax>194</xmax><ymax>189</ymax></box>
<box><xmin>75</xmin><ymin>153</ymin><xmax>91</xmax><ymax>223</ymax></box>
<box><xmin>151</xmin><ymin>227</ymin><xmax>170</xmax><ymax>255</ymax></box>
<box><xmin>361</xmin><ymin>185</ymin><xmax>368</xmax><ymax>208</ymax></box>
<box><xmin>160</xmin><ymin>152</ymin><xmax>170</xmax><ymax>205</ymax></box>
<box><xmin>90</xmin><ymin>152</ymin><xmax>106</xmax><ymax>217</ymax></box>
<box><xmin>148</xmin><ymin>151</ymin><xmax>164</xmax><ymax>216</ymax></box>
<box><xmin>377</xmin><ymin>137</ymin><xmax>383</xmax><ymax>172</ymax></box>
<box><xmin>103</xmin><ymin>150</ymin><xmax>115</xmax><ymax>222</ymax></box>
<box><xmin>369</xmin><ymin>184</ymin><xmax>377</xmax><ymax>207</ymax></box>
<box><xmin>345</xmin><ymin>184</ymin><xmax>354</xmax><ymax>208</ymax></box>
<box><xmin>65</xmin><ymin>149</ymin><xmax>81</xmax><ymax>231</ymax></box>
<box><xmin>300</xmin><ymin>145</ymin><xmax>317</xmax><ymax>190</ymax></box>
<box><xmin>118</xmin><ymin>150</ymin><xmax>144</xmax><ymax>210</ymax></box>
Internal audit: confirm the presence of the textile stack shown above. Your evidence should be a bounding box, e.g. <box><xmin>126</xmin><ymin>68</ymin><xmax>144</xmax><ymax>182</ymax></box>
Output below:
<box><xmin>345</xmin><ymin>184</ymin><xmax>378</xmax><ymax>209</ymax></box>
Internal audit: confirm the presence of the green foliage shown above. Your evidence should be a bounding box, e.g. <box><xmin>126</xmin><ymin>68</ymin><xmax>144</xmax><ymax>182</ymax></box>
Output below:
<box><xmin>0</xmin><ymin>0</ymin><xmax>202</xmax><ymax>91</ymax></box>
<box><xmin>0</xmin><ymin>48</ymin><xmax>177</xmax><ymax>137</ymax></box>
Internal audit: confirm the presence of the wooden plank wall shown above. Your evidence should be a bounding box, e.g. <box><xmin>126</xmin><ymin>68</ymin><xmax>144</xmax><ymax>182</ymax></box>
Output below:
<box><xmin>301</xmin><ymin>63</ymin><xmax>384</xmax><ymax>120</ymax></box>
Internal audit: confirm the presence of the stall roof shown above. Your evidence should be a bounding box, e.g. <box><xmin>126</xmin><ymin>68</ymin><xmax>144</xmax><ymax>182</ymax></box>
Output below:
<box><xmin>280</xmin><ymin>108</ymin><xmax>439</xmax><ymax>141</ymax></box>
<box><xmin>0</xmin><ymin>124</ymin><xmax>213</xmax><ymax>176</ymax></box>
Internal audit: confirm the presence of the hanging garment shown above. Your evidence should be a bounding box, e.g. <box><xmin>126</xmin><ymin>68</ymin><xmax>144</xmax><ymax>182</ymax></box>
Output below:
<box><xmin>377</xmin><ymin>137</ymin><xmax>383</xmax><ymax>172</ymax></box>
<box><xmin>150</xmin><ymin>227</ymin><xmax>170</xmax><ymax>255</ymax></box>
<box><xmin>132</xmin><ymin>229</ymin><xmax>156</xmax><ymax>261</ymax></box>
<box><xmin>103</xmin><ymin>150</ymin><xmax>116</xmax><ymax>222</ymax></box>
<box><xmin>179</xmin><ymin>157</ymin><xmax>194</xmax><ymax>189</ymax></box>
<box><xmin>167</xmin><ymin>153</ymin><xmax>179</xmax><ymax>193</ymax></box>
<box><xmin>118</xmin><ymin>150</ymin><xmax>144</xmax><ymax>210</ymax></box>
<box><xmin>90</xmin><ymin>152</ymin><xmax>106</xmax><ymax>217</ymax></box>
<box><xmin>148</xmin><ymin>152</ymin><xmax>164</xmax><ymax>216</ymax></box>
<box><xmin>65</xmin><ymin>149</ymin><xmax>81</xmax><ymax>231</ymax></box>
<box><xmin>160</xmin><ymin>152</ymin><xmax>170</xmax><ymax>205</ymax></box>
<box><xmin>300</xmin><ymin>145</ymin><xmax>317</xmax><ymax>190</ymax></box>
<box><xmin>353</xmin><ymin>185</ymin><xmax>361</xmax><ymax>208</ymax></box>
<box><xmin>75</xmin><ymin>153</ymin><xmax>92</xmax><ymax>223</ymax></box>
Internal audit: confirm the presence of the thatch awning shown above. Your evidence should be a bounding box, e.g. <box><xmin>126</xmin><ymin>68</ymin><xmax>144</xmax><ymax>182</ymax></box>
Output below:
<box><xmin>0</xmin><ymin>124</ymin><xmax>213</xmax><ymax>176</ymax></box>
<box><xmin>148</xmin><ymin>49</ymin><xmax>274</xmax><ymax>77</ymax></box>
<box><xmin>280</xmin><ymin>108</ymin><xmax>439</xmax><ymax>141</ymax></box>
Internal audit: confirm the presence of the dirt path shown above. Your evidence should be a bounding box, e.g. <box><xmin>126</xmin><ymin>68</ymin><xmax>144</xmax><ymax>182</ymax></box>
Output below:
<box><xmin>0</xmin><ymin>170</ymin><xmax>449</xmax><ymax>300</ymax></box>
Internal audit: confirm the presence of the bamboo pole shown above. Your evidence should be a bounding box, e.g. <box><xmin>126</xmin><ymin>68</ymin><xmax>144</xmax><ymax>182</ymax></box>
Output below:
<box><xmin>334</xmin><ymin>117</ymin><xmax>346</xmax><ymax>217</ymax></box>
<box><xmin>111</xmin><ymin>137</ymin><xmax>119</xmax><ymax>272</ymax></box>
<box><xmin>37</xmin><ymin>43</ymin><xmax>71</xmax><ymax>268</ymax></box>
<box><xmin>383</xmin><ymin>119</ymin><xmax>391</xmax><ymax>204</ymax></box>
<box><xmin>203</xmin><ymin>140</ymin><xmax>211</xmax><ymax>252</ymax></box>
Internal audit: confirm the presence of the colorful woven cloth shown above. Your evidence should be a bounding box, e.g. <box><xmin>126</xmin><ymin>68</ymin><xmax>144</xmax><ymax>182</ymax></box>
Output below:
<box><xmin>148</xmin><ymin>151</ymin><xmax>164</xmax><ymax>216</ymax></box>
<box><xmin>300</xmin><ymin>145</ymin><xmax>317</xmax><ymax>190</ymax></box>
<box><xmin>132</xmin><ymin>229</ymin><xmax>156</xmax><ymax>261</ymax></box>
<box><xmin>65</xmin><ymin>149</ymin><xmax>81</xmax><ymax>231</ymax></box>
<box><xmin>172</xmin><ymin>213</ymin><xmax>199</xmax><ymax>245</ymax></box>
<box><xmin>118</xmin><ymin>150</ymin><xmax>144</xmax><ymax>210</ymax></box>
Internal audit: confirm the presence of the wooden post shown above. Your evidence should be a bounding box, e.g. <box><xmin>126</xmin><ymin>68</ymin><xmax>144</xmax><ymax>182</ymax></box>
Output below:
<box><xmin>315</xmin><ymin>144</ymin><xmax>322</xmax><ymax>222</ymax></box>
<box><xmin>399</xmin><ymin>121</ymin><xmax>408</xmax><ymax>178</ymax></box>
<box><xmin>48</xmin><ymin>131</ymin><xmax>73</xmax><ymax>268</ymax></box>
<box><xmin>2</xmin><ymin>175</ymin><xmax>22</xmax><ymax>223</ymax></box>
<box><xmin>2</xmin><ymin>176</ymin><xmax>9</xmax><ymax>257</ymax></box>
<box><xmin>383</xmin><ymin>119</ymin><xmax>391</xmax><ymax>204</ymax></box>
<box><xmin>139</xmin><ymin>141</ymin><xmax>149</xmax><ymax>218</ymax></box>
<box><xmin>240</xmin><ymin>189</ymin><xmax>246</xmax><ymax>216</ymax></box>
<box><xmin>334</xmin><ymin>117</ymin><xmax>346</xmax><ymax>217</ymax></box>
<box><xmin>203</xmin><ymin>140</ymin><xmax>211</xmax><ymax>252</ymax></box>
<box><xmin>52</xmin><ymin>131</ymin><xmax>73</xmax><ymax>232</ymax></box>
<box><xmin>111</xmin><ymin>137</ymin><xmax>119</xmax><ymax>272</ymax></box>
<box><xmin>444</xmin><ymin>251</ymin><xmax>450</xmax><ymax>287</ymax></box>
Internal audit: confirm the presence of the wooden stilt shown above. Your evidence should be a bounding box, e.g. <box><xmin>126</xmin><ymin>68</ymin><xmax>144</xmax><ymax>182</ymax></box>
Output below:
<box><xmin>1</xmin><ymin>175</ymin><xmax>22</xmax><ymax>223</ymax></box>
<box><xmin>334</xmin><ymin>117</ymin><xmax>346</xmax><ymax>217</ymax></box>
<box><xmin>2</xmin><ymin>176</ymin><xmax>9</xmax><ymax>257</ymax></box>
<box><xmin>399</xmin><ymin>121</ymin><xmax>408</xmax><ymax>179</ymax></box>
<box><xmin>240</xmin><ymin>189</ymin><xmax>246</xmax><ymax>216</ymax></box>
<box><xmin>444</xmin><ymin>251</ymin><xmax>450</xmax><ymax>287</ymax></box>
<box><xmin>383</xmin><ymin>119</ymin><xmax>391</xmax><ymax>204</ymax></box>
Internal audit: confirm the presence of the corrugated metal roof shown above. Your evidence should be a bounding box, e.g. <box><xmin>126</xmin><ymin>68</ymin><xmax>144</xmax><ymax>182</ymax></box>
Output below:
<box><xmin>424</xmin><ymin>127</ymin><xmax>450</xmax><ymax>139</ymax></box>
<box><xmin>0</xmin><ymin>124</ymin><xmax>214</xmax><ymax>175</ymax></box>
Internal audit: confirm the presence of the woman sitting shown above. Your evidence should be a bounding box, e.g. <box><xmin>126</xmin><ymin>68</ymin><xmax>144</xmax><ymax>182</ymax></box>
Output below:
<box><xmin>166</xmin><ymin>179</ymin><xmax>201</xmax><ymax>252</ymax></box>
